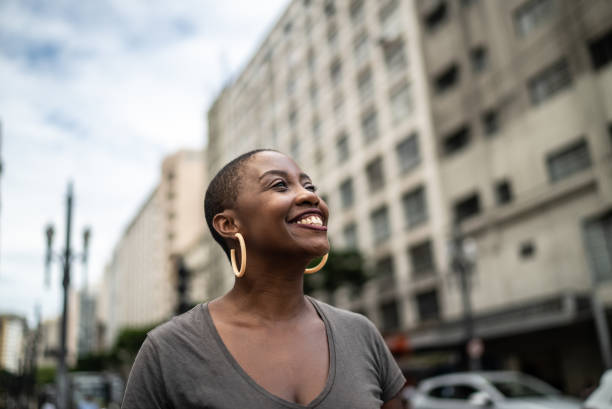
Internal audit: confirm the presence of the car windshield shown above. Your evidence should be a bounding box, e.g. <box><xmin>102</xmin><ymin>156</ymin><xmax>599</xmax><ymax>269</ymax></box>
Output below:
<box><xmin>491</xmin><ymin>380</ymin><xmax>551</xmax><ymax>398</ymax></box>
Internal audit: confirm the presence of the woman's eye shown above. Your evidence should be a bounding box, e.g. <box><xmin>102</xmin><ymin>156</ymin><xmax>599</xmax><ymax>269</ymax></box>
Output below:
<box><xmin>272</xmin><ymin>181</ymin><xmax>288</xmax><ymax>190</ymax></box>
<box><xmin>306</xmin><ymin>184</ymin><xmax>317</xmax><ymax>192</ymax></box>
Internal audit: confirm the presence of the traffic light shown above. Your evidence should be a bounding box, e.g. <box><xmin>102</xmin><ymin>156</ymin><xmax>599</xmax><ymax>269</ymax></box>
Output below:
<box><xmin>175</xmin><ymin>257</ymin><xmax>190</xmax><ymax>315</ymax></box>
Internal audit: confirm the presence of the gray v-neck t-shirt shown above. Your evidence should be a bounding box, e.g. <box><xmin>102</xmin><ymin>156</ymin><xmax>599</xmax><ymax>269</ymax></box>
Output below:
<box><xmin>122</xmin><ymin>297</ymin><xmax>405</xmax><ymax>409</ymax></box>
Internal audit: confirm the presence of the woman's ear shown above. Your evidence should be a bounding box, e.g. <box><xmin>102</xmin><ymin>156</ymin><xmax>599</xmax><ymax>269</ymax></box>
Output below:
<box><xmin>212</xmin><ymin>211</ymin><xmax>240</xmax><ymax>239</ymax></box>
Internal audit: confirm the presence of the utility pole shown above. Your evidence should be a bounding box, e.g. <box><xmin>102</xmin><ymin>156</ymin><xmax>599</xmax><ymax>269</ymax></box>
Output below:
<box><xmin>451</xmin><ymin>221</ymin><xmax>482</xmax><ymax>371</ymax></box>
<box><xmin>45</xmin><ymin>182</ymin><xmax>91</xmax><ymax>409</ymax></box>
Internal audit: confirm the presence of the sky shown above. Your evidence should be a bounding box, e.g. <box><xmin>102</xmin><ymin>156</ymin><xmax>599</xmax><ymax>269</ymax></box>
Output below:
<box><xmin>0</xmin><ymin>0</ymin><xmax>290</xmax><ymax>325</ymax></box>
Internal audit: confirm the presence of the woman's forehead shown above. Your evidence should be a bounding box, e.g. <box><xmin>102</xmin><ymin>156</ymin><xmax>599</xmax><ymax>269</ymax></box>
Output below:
<box><xmin>247</xmin><ymin>151</ymin><xmax>305</xmax><ymax>177</ymax></box>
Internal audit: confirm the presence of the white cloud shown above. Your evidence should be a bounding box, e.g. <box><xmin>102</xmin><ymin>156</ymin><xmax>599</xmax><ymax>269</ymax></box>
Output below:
<box><xmin>0</xmin><ymin>0</ymin><xmax>290</xmax><ymax>324</ymax></box>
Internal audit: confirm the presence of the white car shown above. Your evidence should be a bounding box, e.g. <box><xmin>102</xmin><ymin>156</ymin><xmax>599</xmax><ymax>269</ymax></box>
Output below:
<box><xmin>583</xmin><ymin>370</ymin><xmax>612</xmax><ymax>409</ymax></box>
<box><xmin>411</xmin><ymin>371</ymin><xmax>581</xmax><ymax>409</ymax></box>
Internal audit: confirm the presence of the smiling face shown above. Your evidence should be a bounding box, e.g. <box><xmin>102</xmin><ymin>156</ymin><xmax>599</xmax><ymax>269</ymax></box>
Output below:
<box><xmin>232</xmin><ymin>151</ymin><xmax>330</xmax><ymax>260</ymax></box>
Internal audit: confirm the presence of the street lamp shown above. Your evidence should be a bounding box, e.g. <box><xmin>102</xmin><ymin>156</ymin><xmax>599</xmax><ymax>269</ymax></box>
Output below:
<box><xmin>451</xmin><ymin>222</ymin><xmax>482</xmax><ymax>371</ymax></box>
<box><xmin>44</xmin><ymin>182</ymin><xmax>91</xmax><ymax>409</ymax></box>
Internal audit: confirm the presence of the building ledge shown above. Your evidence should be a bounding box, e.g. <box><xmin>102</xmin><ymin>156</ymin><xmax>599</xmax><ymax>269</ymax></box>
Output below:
<box><xmin>461</xmin><ymin>170</ymin><xmax>597</xmax><ymax>236</ymax></box>
<box><xmin>408</xmin><ymin>292</ymin><xmax>591</xmax><ymax>350</ymax></box>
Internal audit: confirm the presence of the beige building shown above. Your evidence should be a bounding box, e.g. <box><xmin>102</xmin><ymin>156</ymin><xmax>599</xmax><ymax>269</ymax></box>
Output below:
<box><xmin>205</xmin><ymin>0</ymin><xmax>612</xmax><ymax>392</ymax></box>
<box><xmin>0</xmin><ymin>314</ymin><xmax>27</xmax><ymax>373</ymax></box>
<box><xmin>98</xmin><ymin>149</ymin><xmax>206</xmax><ymax>349</ymax></box>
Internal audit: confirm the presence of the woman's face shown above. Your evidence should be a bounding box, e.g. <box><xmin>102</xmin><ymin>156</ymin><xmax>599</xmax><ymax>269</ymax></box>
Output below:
<box><xmin>233</xmin><ymin>151</ymin><xmax>330</xmax><ymax>259</ymax></box>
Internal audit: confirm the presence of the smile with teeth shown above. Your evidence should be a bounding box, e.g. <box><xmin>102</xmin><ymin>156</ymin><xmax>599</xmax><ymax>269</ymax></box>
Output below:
<box><xmin>295</xmin><ymin>215</ymin><xmax>323</xmax><ymax>226</ymax></box>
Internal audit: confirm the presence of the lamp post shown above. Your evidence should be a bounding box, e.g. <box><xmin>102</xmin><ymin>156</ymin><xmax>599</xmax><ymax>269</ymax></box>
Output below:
<box><xmin>451</xmin><ymin>222</ymin><xmax>481</xmax><ymax>371</ymax></box>
<box><xmin>44</xmin><ymin>182</ymin><xmax>91</xmax><ymax>409</ymax></box>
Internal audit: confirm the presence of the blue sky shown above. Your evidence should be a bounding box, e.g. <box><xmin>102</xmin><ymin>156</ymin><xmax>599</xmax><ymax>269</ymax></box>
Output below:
<box><xmin>0</xmin><ymin>0</ymin><xmax>290</xmax><ymax>325</ymax></box>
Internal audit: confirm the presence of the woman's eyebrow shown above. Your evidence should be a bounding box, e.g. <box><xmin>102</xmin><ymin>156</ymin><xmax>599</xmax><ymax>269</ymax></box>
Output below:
<box><xmin>258</xmin><ymin>169</ymin><xmax>288</xmax><ymax>180</ymax></box>
<box><xmin>258</xmin><ymin>170</ymin><xmax>311</xmax><ymax>181</ymax></box>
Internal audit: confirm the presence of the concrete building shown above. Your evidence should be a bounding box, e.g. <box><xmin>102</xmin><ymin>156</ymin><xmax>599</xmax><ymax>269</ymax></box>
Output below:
<box><xmin>98</xmin><ymin>149</ymin><xmax>206</xmax><ymax>349</ymax></box>
<box><xmin>0</xmin><ymin>314</ymin><xmax>27</xmax><ymax>374</ymax></box>
<box><xmin>205</xmin><ymin>0</ymin><xmax>612</xmax><ymax>393</ymax></box>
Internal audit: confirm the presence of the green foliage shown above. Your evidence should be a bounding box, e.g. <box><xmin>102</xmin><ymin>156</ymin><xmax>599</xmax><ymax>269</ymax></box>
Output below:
<box><xmin>36</xmin><ymin>366</ymin><xmax>56</xmax><ymax>385</ymax></box>
<box><xmin>113</xmin><ymin>325</ymin><xmax>156</xmax><ymax>356</ymax></box>
<box><xmin>304</xmin><ymin>249</ymin><xmax>368</xmax><ymax>294</ymax></box>
<box><xmin>73</xmin><ymin>351</ymin><xmax>118</xmax><ymax>372</ymax></box>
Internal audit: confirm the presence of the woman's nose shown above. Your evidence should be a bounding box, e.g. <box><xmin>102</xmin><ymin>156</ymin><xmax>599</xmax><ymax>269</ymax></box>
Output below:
<box><xmin>295</xmin><ymin>186</ymin><xmax>319</xmax><ymax>205</ymax></box>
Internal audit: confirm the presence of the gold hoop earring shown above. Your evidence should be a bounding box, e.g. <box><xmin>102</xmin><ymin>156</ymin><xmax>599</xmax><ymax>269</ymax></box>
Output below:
<box><xmin>305</xmin><ymin>253</ymin><xmax>328</xmax><ymax>274</ymax></box>
<box><xmin>230</xmin><ymin>233</ymin><xmax>246</xmax><ymax>277</ymax></box>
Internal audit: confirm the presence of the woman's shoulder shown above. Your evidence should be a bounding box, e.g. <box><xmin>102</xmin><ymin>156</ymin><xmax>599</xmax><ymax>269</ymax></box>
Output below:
<box><xmin>308</xmin><ymin>296</ymin><xmax>376</xmax><ymax>333</ymax></box>
<box><xmin>147</xmin><ymin>303</ymin><xmax>208</xmax><ymax>346</ymax></box>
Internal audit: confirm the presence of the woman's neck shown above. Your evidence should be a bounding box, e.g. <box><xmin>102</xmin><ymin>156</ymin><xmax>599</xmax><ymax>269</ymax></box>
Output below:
<box><xmin>218</xmin><ymin>254</ymin><xmax>312</xmax><ymax>324</ymax></box>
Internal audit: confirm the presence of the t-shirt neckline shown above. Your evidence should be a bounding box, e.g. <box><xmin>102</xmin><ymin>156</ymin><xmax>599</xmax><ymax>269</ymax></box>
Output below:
<box><xmin>202</xmin><ymin>296</ymin><xmax>337</xmax><ymax>409</ymax></box>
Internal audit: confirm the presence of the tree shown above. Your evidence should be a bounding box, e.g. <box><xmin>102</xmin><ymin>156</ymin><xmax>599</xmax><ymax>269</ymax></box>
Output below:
<box><xmin>304</xmin><ymin>248</ymin><xmax>368</xmax><ymax>295</ymax></box>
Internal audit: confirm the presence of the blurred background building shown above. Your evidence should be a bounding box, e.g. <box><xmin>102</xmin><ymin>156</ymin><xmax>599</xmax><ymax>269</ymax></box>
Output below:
<box><xmin>0</xmin><ymin>314</ymin><xmax>27</xmax><ymax>374</ymax></box>
<box><xmin>96</xmin><ymin>149</ymin><xmax>205</xmax><ymax>349</ymax></box>
<box><xmin>203</xmin><ymin>0</ymin><xmax>612</xmax><ymax>394</ymax></box>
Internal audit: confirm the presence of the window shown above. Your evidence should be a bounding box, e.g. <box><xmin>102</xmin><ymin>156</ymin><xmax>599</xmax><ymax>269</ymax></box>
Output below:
<box><xmin>353</xmin><ymin>32</ymin><xmax>369</xmax><ymax>66</ymax></box>
<box><xmin>312</xmin><ymin>117</ymin><xmax>321</xmax><ymax>140</ymax></box>
<box><xmin>376</xmin><ymin>255</ymin><xmax>395</xmax><ymax>277</ymax></box>
<box><xmin>361</xmin><ymin>110</ymin><xmax>379</xmax><ymax>143</ymax></box>
<box><xmin>482</xmin><ymin>109</ymin><xmax>499</xmax><ymax>136</ymax></box>
<box><xmin>286</xmin><ymin>77</ymin><xmax>296</xmax><ymax>96</ymax></box>
<box><xmin>416</xmin><ymin>289</ymin><xmax>440</xmax><ymax>321</ymax></box>
<box><xmin>470</xmin><ymin>46</ymin><xmax>488</xmax><ymax>73</ymax></box>
<box><xmin>376</xmin><ymin>256</ymin><xmax>396</xmax><ymax>292</ymax></box>
<box><xmin>402</xmin><ymin>186</ymin><xmax>427</xmax><ymax>228</ymax></box>
<box><xmin>343</xmin><ymin>223</ymin><xmax>358</xmax><ymax>248</ymax></box>
<box><xmin>304</xmin><ymin>15</ymin><xmax>313</xmax><ymax>36</ymax></box>
<box><xmin>307</xmin><ymin>48</ymin><xmax>316</xmax><ymax>71</ymax></box>
<box><xmin>514</xmin><ymin>0</ymin><xmax>555</xmax><ymax>37</ymax></box>
<box><xmin>495</xmin><ymin>180</ymin><xmax>513</xmax><ymax>205</ymax></box>
<box><xmin>528</xmin><ymin>59</ymin><xmax>572</xmax><ymax>105</ymax></box>
<box><xmin>443</xmin><ymin>125</ymin><xmax>471</xmax><ymax>155</ymax></box>
<box><xmin>454</xmin><ymin>193</ymin><xmax>481</xmax><ymax>223</ymax></box>
<box><xmin>339</xmin><ymin>178</ymin><xmax>354</xmax><ymax>209</ymax></box>
<box><xmin>310</xmin><ymin>82</ymin><xmax>318</xmax><ymax>102</ymax></box>
<box><xmin>290</xmin><ymin>137</ymin><xmax>300</xmax><ymax>159</ymax></box>
<box><xmin>519</xmin><ymin>240</ymin><xmax>536</xmax><ymax>259</ymax></box>
<box><xmin>390</xmin><ymin>82</ymin><xmax>413</xmax><ymax>123</ymax></box>
<box><xmin>333</xmin><ymin>92</ymin><xmax>345</xmax><ymax>118</ymax></box>
<box><xmin>357</xmin><ymin>68</ymin><xmax>374</xmax><ymax>100</ymax></box>
<box><xmin>350</xmin><ymin>0</ymin><xmax>365</xmax><ymax>24</ymax></box>
<box><xmin>409</xmin><ymin>240</ymin><xmax>434</xmax><ymax>275</ymax></box>
<box><xmin>428</xmin><ymin>384</ymin><xmax>479</xmax><ymax>400</ymax></box>
<box><xmin>547</xmin><ymin>139</ymin><xmax>591</xmax><ymax>182</ymax></box>
<box><xmin>424</xmin><ymin>1</ymin><xmax>448</xmax><ymax>31</ymax></box>
<box><xmin>288</xmin><ymin>109</ymin><xmax>298</xmax><ymax>128</ymax></box>
<box><xmin>434</xmin><ymin>63</ymin><xmax>459</xmax><ymax>94</ymax></box>
<box><xmin>327</xmin><ymin>23</ymin><xmax>338</xmax><ymax>48</ymax></box>
<box><xmin>379</xmin><ymin>0</ymin><xmax>400</xmax><ymax>37</ymax></box>
<box><xmin>583</xmin><ymin>211</ymin><xmax>612</xmax><ymax>283</ymax></box>
<box><xmin>382</xmin><ymin>38</ymin><xmax>407</xmax><ymax>73</ymax></box>
<box><xmin>371</xmin><ymin>206</ymin><xmax>391</xmax><ymax>242</ymax></box>
<box><xmin>380</xmin><ymin>299</ymin><xmax>400</xmax><ymax>331</ymax></box>
<box><xmin>330</xmin><ymin>58</ymin><xmax>342</xmax><ymax>85</ymax></box>
<box><xmin>366</xmin><ymin>156</ymin><xmax>385</xmax><ymax>192</ymax></box>
<box><xmin>589</xmin><ymin>28</ymin><xmax>612</xmax><ymax>70</ymax></box>
<box><xmin>336</xmin><ymin>132</ymin><xmax>349</xmax><ymax>162</ymax></box>
<box><xmin>396</xmin><ymin>133</ymin><xmax>420</xmax><ymax>173</ymax></box>
<box><xmin>324</xmin><ymin>0</ymin><xmax>336</xmax><ymax>17</ymax></box>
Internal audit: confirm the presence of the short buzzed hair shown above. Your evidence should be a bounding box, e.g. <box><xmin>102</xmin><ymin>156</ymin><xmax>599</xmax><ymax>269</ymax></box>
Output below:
<box><xmin>204</xmin><ymin>149</ymin><xmax>275</xmax><ymax>259</ymax></box>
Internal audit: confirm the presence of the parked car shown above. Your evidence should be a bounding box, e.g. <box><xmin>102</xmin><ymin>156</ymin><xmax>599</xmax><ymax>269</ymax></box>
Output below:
<box><xmin>583</xmin><ymin>370</ymin><xmax>612</xmax><ymax>409</ymax></box>
<box><xmin>411</xmin><ymin>371</ymin><xmax>581</xmax><ymax>409</ymax></box>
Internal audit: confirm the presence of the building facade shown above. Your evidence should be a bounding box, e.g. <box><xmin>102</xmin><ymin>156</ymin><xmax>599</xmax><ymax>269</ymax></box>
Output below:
<box><xmin>98</xmin><ymin>149</ymin><xmax>206</xmax><ymax>349</ymax></box>
<box><xmin>205</xmin><ymin>0</ymin><xmax>612</xmax><ymax>393</ymax></box>
<box><xmin>0</xmin><ymin>314</ymin><xmax>27</xmax><ymax>374</ymax></box>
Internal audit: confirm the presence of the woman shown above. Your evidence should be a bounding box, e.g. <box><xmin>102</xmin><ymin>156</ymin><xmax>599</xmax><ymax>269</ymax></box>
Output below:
<box><xmin>122</xmin><ymin>150</ymin><xmax>405</xmax><ymax>408</ymax></box>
